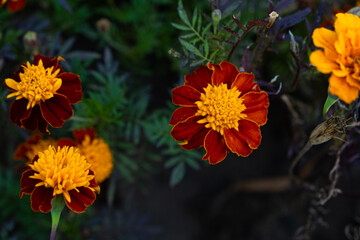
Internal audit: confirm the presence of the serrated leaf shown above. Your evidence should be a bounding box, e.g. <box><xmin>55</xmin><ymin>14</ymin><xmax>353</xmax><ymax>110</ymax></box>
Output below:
<box><xmin>171</xmin><ymin>22</ymin><xmax>191</xmax><ymax>31</ymax></box>
<box><xmin>323</xmin><ymin>92</ymin><xmax>339</xmax><ymax>117</ymax></box>
<box><xmin>192</xmin><ymin>8</ymin><xmax>198</xmax><ymax>27</ymax></box>
<box><xmin>179</xmin><ymin>39</ymin><xmax>203</xmax><ymax>57</ymax></box>
<box><xmin>170</xmin><ymin>162</ymin><xmax>185</xmax><ymax>186</ymax></box>
<box><xmin>201</xmin><ymin>22</ymin><xmax>212</xmax><ymax>38</ymax></box>
<box><xmin>177</xmin><ymin>0</ymin><xmax>191</xmax><ymax>26</ymax></box>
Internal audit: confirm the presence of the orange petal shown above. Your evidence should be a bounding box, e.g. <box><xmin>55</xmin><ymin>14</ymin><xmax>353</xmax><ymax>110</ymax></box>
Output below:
<box><xmin>184</xmin><ymin>65</ymin><xmax>212</xmax><ymax>93</ymax></box>
<box><xmin>203</xmin><ymin>130</ymin><xmax>228</xmax><ymax>164</ymax></box>
<box><xmin>223</xmin><ymin>128</ymin><xmax>252</xmax><ymax>157</ymax></box>
<box><xmin>309</xmin><ymin>50</ymin><xmax>339</xmax><ymax>74</ymax></box>
<box><xmin>73</xmin><ymin>127</ymin><xmax>96</xmax><ymax>143</ymax></box>
<box><xmin>329</xmin><ymin>74</ymin><xmax>359</xmax><ymax>104</ymax></box>
<box><xmin>334</xmin><ymin>13</ymin><xmax>360</xmax><ymax>34</ymax></box>
<box><xmin>242</xmin><ymin>91</ymin><xmax>269</xmax><ymax>126</ymax></box>
<box><xmin>171</xmin><ymin>115</ymin><xmax>205</xmax><ymax>142</ymax></box>
<box><xmin>172</xmin><ymin>85</ymin><xmax>201</xmax><ymax>106</ymax></box>
<box><xmin>312</xmin><ymin>27</ymin><xmax>338</xmax><ymax>60</ymax></box>
<box><xmin>346</xmin><ymin>74</ymin><xmax>360</xmax><ymax>89</ymax></box>
<box><xmin>30</xmin><ymin>186</ymin><xmax>55</xmax><ymax>213</ymax></box>
<box><xmin>208</xmin><ymin>61</ymin><xmax>239</xmax><ymax>87</ymax></box>
<box><xmin>231</xmin><ymin>72</ymin><xmax>259</xmax><ymax>96</ymax></box>
<box><xmin>65</xmin><ymin>187</ymin><xmax>96</xmax><ymax>213</ymax></box>
<box><xmin>57</xmin><ymin>138</ymin><xmax>77</xmax><ymax>148</ymax></box>
<box><xmin>170</xmin><ymin>106</ymin><xmax>198</xmax><ymax>126</ymax></box>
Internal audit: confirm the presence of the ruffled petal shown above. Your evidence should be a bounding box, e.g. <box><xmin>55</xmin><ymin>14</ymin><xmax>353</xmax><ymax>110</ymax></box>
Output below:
<box><xmin>19</xmin><ymin>168</ymin><xmax>39</xmax><ymax>198</ymax></box>
<box><xmin>14</xmin><ymin>134</ymin><xmax>41</xmax><ymax>161</ymax></box>
<box><xmin>181</xmin><ymin>127</ymin><xmax>210</xmax><ymax>150</ymax></box>
<box><xmin>309</xmin><ymin>50</ymin><xmax>339</xmax><ymax>74</ymax></box>
<box><xmin>312</xmin><ymin>27</ymin><xmax>338</xmax><ymax>60</ymax></box>
<box><xmin>184</xmin><ymin>65</ymin><xmax>212</xmax><ymax>93</ymax></box>
<box><xmin>242</xmin><ymin>91</ymin><xmax>269</xmax><ymax>126</ymax></box>
<box><xmin>223</xmin><ymin>128</ymin><xmax>253</xmax><ymax>157</ymax></box>
<box><xmin>231</xmin><ymin>72</ymin><xmax>259</xmax><ymax>96</ymax></box>
<box><xmin>57</xmin><ymin>73</ymin><xmax>82</xmax><ymax>104</ymax></box>
<box><xmin>21</xmin><ymin>105</ymin><xmax>49</xmax><ymax>134</ymax></box>
<box><xmin>40</xmin><ymin>94</ymin><xmax>73</xmax><ymax>128</ymax></box>
<box><xmin>34</xmin><ymin>54</ymin><xmax>63</xmax><ymax>74</ymax></box>
<box><xmin>7</xmin><ymin>0</ymin><xmax>26</xmax><ymax>12</ymax></box>
<box><xmin>346</xmin><ymin>74</ymin><xmax>360</xmax><ymax>89</ymax></box>
<box><xmin>334</xmin><ymin>13</ymin><xmax>360</xmax><ymax>34</ymax></box>
<box><xmin>171</xmin><ymin>115</ymin><xmax>205</xmax><ymax>142</ymax></box>
<box><xmin>208</xmin><ymin>61</ymin><xmax>239</xmax><ymax>87</ymax></box>
<box><xmin>203</xmin><ymin>130</ymin><xmax>228</xmax><ymax>164</ymax></box>
<box><xmin>73</xmin><ymin>127</ymin><xmax>96</xmax><ymax>143</ymax></box>
<box><xmin>172</xmin><ymin>85</ymin><xmax>201</xmax><ymax>106</ymax></box>
<box><xmin>329</xmin><ymin>74</ymin><xmax>359</xmax><ymax>104</ymax></box>
<box><xmin>169</xmin><ymin>106</ymin><xmax>198</xmax><ymax>126</ymax></box>
<box><xmin>30</xmin><ymin>186</ymin><xmax>55</xmax><ymax>213</ymax></box>
<box><xmin>65</xmin><ymin>187</ymin><xmax>96</xmax><ymax>213</ymax></box>
<box><xmin>9</xmin><ymin>98</ymin><xmax>32</xmax><ymax>127</ymax></box>
<box><xmin>225</xmin><ymin>119</ymin><xmax>261</xmax><ymax>150</ymax></box>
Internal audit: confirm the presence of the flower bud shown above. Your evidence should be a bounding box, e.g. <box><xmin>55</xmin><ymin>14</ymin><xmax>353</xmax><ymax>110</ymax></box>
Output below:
<box><xmin>267</xmin><ymin>11</ymin><xmax>279</xmax><ymax>28</ymax></box>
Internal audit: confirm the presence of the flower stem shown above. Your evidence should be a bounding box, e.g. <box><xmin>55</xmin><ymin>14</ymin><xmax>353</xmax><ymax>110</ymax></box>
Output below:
<box><xmin>50</xmin><ymin>196</ymin><xmax>65</xmax><ymax>240</ymax></box>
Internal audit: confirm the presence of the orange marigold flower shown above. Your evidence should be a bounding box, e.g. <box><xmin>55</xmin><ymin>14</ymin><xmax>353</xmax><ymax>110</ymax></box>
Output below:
<box><xmin>170</xmin><ymin>61</ymin><xmax>269</xmax><ymax>164</ymax></box>
<box><xmin>4</xmin><ymin>54</ymin><xmax>82</xmax><ymax>134</ymax></box>
<box><xmin>19</xmin><ymin>146</ymin><xmax>99</xmax><ymax>213</ymax></box>
<box><xmin>14</xmin><ymin>134</ymin><xmax>57</xmax><ymax>162</ymax></box>
<box><xmin>58</xmin><ymin>128</ymin><xmax>114</xmax><ymax>184</ymax></box>
<box><xmin>1</xmin><ymin>0</ymin><xmax>26</xmax><ymax>12</ymax></box>
<box><xmin>310</xmin><ymin>13</ymin><xmax>360</xmax><ymax>104</ymax></box>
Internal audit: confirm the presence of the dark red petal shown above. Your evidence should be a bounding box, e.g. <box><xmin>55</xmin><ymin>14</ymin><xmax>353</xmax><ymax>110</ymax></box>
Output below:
<box><xmin>169</xmin><ymin>107</ymin><xmax>198</xmax><ymax>126</ymax></box>
<box><xmin>224</xmin><ymin>119</ymin><xmax>262</xmax><ymax>152</ymax></box>
<box><xmin>19</xmin><ymin>168</ymin><xmax>39</xmax><ymax>198</ymax></box>
<box><xmin>57</xmin><ymin>138</ymin><xmax>77</xmax><ymax>148</ymax></box>
<box><xmin>65</xmin><ymin>187</ymin><xmax>96</xmax><ymax>213</ymax></box>
<box><xmin>30</xmin><ymin>186</ymin><xmax>55</xmax><ymax>213</ymax></box>
<box><xmin>9</xmin><ymin>99</ymin><xmax>32</xmax><ymax>127</ymax></box>
<box><xmin>203</xmin><ymin>130</ymin><xmax>228</xmax><ymax>164</ymax></box>
<box><xmin>57</xmin><ymin>73</ymin><xmax>82</xmax><ymax>104</ymax></box>
<box><xmin>171</xmin><ymin>115</ymin><xmax>204</xmax><ymax>142</ymax></box>
<box><xmin>208</xmin><ymin>61</ymin><xmax>239</xmax><ymax>87</ymax></box>
<box><xmin>33</xmin><ymin>54</ymin><xmax>63</xmax><ymax>74</ymax></box>
<box><xmin>21</xmin><ymin>105</ymin><xmax>49</xmax><ymax>134</ymax></box>
<box><xmin>172</xmin><ymin>85</ymin><xmax>201</xmax><ymax>106</ymax></box>
<box><xmin>184</xmin><ymin>65</ymin><xmax>212</xmax><ymax>93</ymax></box>
<box><xmin>181</xmin><ymin>127</ymin><xmax>210</xmax><ymax>150</ymax></box>
<box><xmin>73</xmin><ymin>127</ymin><xmax>96</xmax><ymax>143</ymax></box>
<box><xmin>231</xmin><ymin>72</ymin><xmax>260</xmax><ymax>96</ymax></box>
<box><xmin>40</xmin><ymin>94</ymin><xmax>73</xmax><ymax>128</ymax></box>
<box><xmin>7</xmin><ymin>0</ymin><xmax>26</xmax><ymax>12</ymax></box>
<box><xmin>242</xmin><ymin>91</ymin><xmax>269</xmax><ymax>126</ymax></box>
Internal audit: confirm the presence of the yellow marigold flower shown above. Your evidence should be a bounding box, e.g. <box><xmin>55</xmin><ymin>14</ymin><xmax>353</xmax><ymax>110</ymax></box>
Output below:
<box><xmin>310</xmin><ymin>13</ymin><xmax>360</xmax><ymax>104</ymax></box>
<box><xmin>19</xmin><ymin>146</ymin><xmax>99</xmax><ymax>213</ymax></box>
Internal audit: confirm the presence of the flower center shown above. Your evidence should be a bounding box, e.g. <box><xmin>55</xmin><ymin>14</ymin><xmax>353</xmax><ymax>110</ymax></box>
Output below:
<box><xmin>195</xmin><ymin>83</ymin><xmax>247</xmax><ymax>135</ymax></box>
<box><xmin>29</xmin><ymin>146</ymin><xmax>94</xmax><ymax>203</ymax></box>
<box><xmin>25</xmin><ymin>138</ymin><xmax>58</xmax><ymax>162</ymax></box>
<box><xmin>78</xmin><ymin>135</ymin><xmax>113</xmax><ymax>184</ymax></box>
<box><xmin>5</xmin><ymin>59</ymin><xmax>62</xmax><ymax>109</ymax></box>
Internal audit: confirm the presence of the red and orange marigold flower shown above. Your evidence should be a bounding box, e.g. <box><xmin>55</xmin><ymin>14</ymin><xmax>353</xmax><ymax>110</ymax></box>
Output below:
<box><xmin>310</xmin><ymin>13</ymin><xmax>360</xmax><ymax>104</ymax></box>
<box><xmin>1</xmin><ymin>0</ymin><xmax>26</xmax><ymax>12</ymax></box>
<box><xmin>170</xmin><ymin>61</ymin><xmax>269</xmax><ymax>164</ymax></box>
<box><xmin>4</xmin><ymin>54</ymin><xmax>82</xmax><ymax>134</ymax></box>
<box><xmin>20</xmin><ymin>146</ymin><xmax>99</xmax><ymax>213</ymax></box>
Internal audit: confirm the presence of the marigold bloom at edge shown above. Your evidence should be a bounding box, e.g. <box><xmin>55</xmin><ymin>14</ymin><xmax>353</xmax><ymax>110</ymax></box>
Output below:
<box><xmin>19</xmin><ymin>146</ymin><xmax>99</xmax><ymax>213</ymax></box>
<box><xmin>170</xmin><ymin>61</ymin><xmax>269</xmax><ymax>164</ymax></box>
<box><xmin>310</xmin><ymin>13</ymin><xmax>360</xmax><ymax>104</ymax></box>
<box><xmin>4</xmin><ymin>54</ymin><xmax>82</xmax><ymax>134</ymax></box>
<box><xmin>1</xmin><ymin>0</ymin><xmax>26</xmax><ymax>12</ymax></box>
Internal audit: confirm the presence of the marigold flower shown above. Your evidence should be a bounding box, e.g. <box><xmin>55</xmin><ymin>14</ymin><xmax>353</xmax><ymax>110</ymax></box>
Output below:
<box><xmin>19</xmin><ymin>146</ymin><xmax>99</xmax><ymax>213</ymax></box>
<box><xmin>170</xmin><ymin>61</ymin><xmax>269</xmax><ymax>164</ymax></box>
<box><xmin>310</xmin><ymin>13</ymin><xmax>360</xmax><ymax>104</ymax></box>
<box><xmin>1</xmin><ymin>0</ymin><xmax>26</xmax><ymax>12</ymax></box>
<box><xmin>14</xmin><ymin>134</ymin><xmax>57</xmax><ymax>162</ymax></box>
<box><xmin>4</xmin><ymin>54</ymin><xmax>82</xmax><ymax>134</ymax></box>
<box><xmin>58</xmin><ymin>128</ymin><xmax>114</xmax><ymax>184</ymax></box>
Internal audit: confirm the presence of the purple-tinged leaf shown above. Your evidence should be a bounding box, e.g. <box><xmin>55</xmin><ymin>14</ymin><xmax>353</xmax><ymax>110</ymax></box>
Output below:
<box><xmin>240</xmin><ymin>43</ymin><xmax>253</xmax><ymax>72</ymax></box>
<box><xmin>224</xmin><ymin>27</ymin><xmax>241</xmax><ymax>39</ymax></box>
<box><xmin>232</xmin><ymin>15</ymin><xmax>246</xmax><ymax>31</ymax></box>
<box><xmin>275</xmin><ymin>0</ymin><xmax>295</xmax><ymax>12</ymax></box>
<box><xmin>247</xmin><ymin>19</ymin><xmax>267</xmax><ymax>30</ymax></box>
<box><xmin>276</xmin><ymin>8</ymin><xmax>311</xmax><ymax>32</ymax></box>
<box><xmin>57</xmin><ymin>0</ymin><xmax>72</xmax><ymax>13</ymax></box>
<box><xmin>312</xmin><ymin>0</ymin><xmax>325</xmax><ymax>30</ymax></box>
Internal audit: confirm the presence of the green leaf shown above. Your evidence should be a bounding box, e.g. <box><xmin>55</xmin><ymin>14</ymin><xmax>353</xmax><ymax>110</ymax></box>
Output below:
<box><xmin>165</xmin><ymin>156</ymin><xmax>182</xmax><ymax>168</ymax></box>
<box><xmin>179</xmin><ymin>38</ymin><xmax>203</xmax><ymax>57</ymax></box>
<box><xmin>323</xmin><ymin>92</ymin><xmax>339</xmax><ymax>117</ymax></box>
<box><xmin>185</xmin><ymin>158</ymin><xmax>200</xmax><ymax>170</ymax></box>
<box><xmin>170</xmin><ymin>162</ymin><xmax>185</xmax><ymax>186</ymax></box>
<box><xmin>171</xmin><ymin>22</ymin><xmax>191</xmax><ymax>31</ymax></box>
<box><xmin>192</xmin><ymin>8</ymin><xmax>198</xmax><ymax>27</ymax></box>
<box><xmin>180</xmin><ymin>33</ymin><xmax>197</xmax><ymax>39</ymax></box>
<box><xmin>177</xmin><ymin>0</ymin><xmax>191</xmax><ymax>26</ymax></box>
<box><xmin>204</xmin><ymin>41</ymin><xmax>209</xmax><ymax>58</ymax></box>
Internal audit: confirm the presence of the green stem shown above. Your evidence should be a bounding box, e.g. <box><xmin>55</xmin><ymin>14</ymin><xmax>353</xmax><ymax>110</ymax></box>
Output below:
<box><xmin>50</xmin><ymin>196</ymin><xmax>65</xmax><ymax>240</ymax></box>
